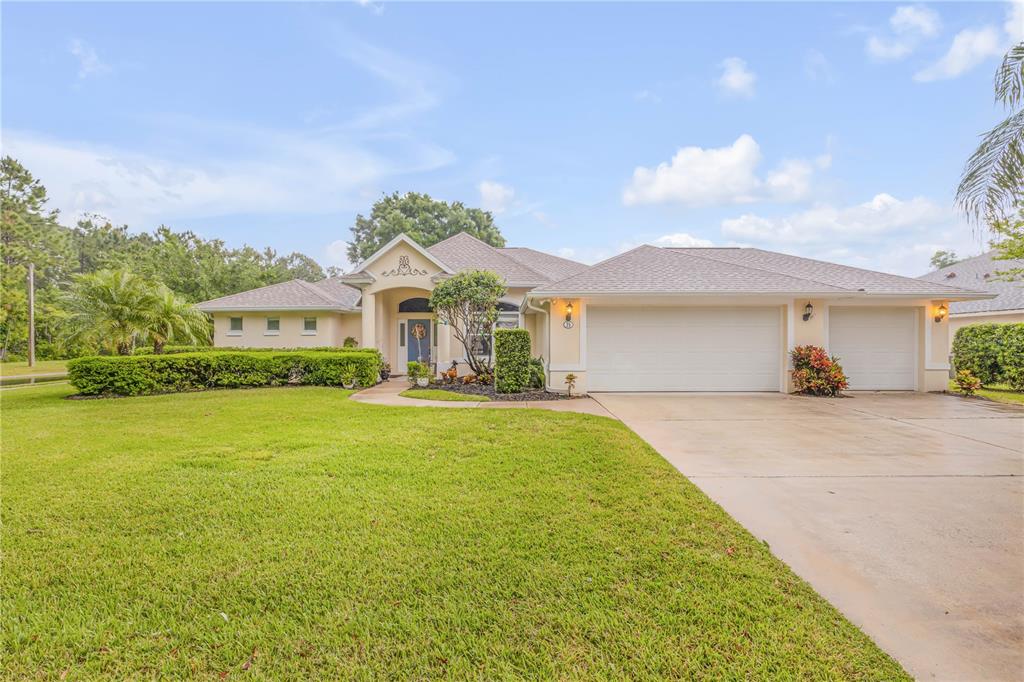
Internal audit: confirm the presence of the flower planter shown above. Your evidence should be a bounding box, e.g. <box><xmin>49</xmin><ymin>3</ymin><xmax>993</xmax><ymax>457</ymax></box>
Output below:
<box><xmin>416</xmin><ymin>377</ymin><xmax>429</xmax><ymax>388</ymax></box>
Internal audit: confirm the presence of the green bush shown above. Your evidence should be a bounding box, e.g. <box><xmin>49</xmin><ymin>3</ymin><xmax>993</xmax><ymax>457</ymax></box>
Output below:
<box><xmin>406</xmin><ymin>361</ymin><xmax>430</xmax><ymax>384</ymax></box>
<box><xmin>68</xmin><ymin>351</ymin><xmax>381</xmax><ymax>397</ymax></box>
<box><xmin>133</xmin><ymin>345</ymin><xmax>379</xmax><ymax>357</ymax></box>
<box><xmin>528</xmin><ymin>357</ymin><xmax>545</xmax><ymax>390</ymax></box>
<box><xmin>343</xmin><ymin>336</ymin><xmax>358</xmax><ymax>348</ymax></box>
<box><xmin>952</xmin><ymin>324</ymin><xmax>1002</xmax><ymax>384</ymax></box>
<box><xmin>495</xmin><ymin>328</ymin><xmax>531</xmax><ymax>393</ymax></box>
<box><xmin>996</xmin><ymin>324</ymin><xmax>1024</xmax><ymax>390</ymax></box>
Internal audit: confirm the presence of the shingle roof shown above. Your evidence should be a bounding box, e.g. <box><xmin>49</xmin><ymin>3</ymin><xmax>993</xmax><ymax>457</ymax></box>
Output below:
<box><xmin>532</xmin><ymin>245</ymin><xmax>991</xmax><ymax>298</ymax></box>
<box><xmin>918</xmin><ymin>251</ymin><xmax>1024</xmax><ymax>314</ymax></box>
<box><xmin>196</xmin><ymin>278</ymin><xmax>360</xmax><ymax>312</ymax></box>
<box><xmin>498</xmin><ymin>247</ymin><xmax>590</xmax><ymax>282</ymax></box>
<box><xmin>426</xmin><ymin>232</ymin><xmax>560</xmax><ymax>287</ymax></box>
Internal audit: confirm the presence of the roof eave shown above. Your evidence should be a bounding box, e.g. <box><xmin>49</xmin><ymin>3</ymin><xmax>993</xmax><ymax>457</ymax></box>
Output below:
<box><xmin>197</xmin><ymin>305</ymin><xmax>355</xmax><ymax>313</ymax></box>
<box><xmin>526</xmin><ymin>290</ymin><xmax>997</xmax><ymax>299</ymax></box>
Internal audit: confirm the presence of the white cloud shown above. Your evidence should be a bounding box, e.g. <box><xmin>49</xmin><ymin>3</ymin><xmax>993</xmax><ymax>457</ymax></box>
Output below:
<box><xmin>891</xmin><ymin>5</ymin><xmax>941</xmax><ymax>37</ymax></box>
<box><xmin>653</xmin><ymin>233</ymin><xmax>714</xmax><ymax>248</ymax></box>
<box><xmin>3</xmin><ymin>127</ymin><xmax>453</xmax><ymax>229</ymax></box>
<box><xmin>718</xmin><ymin>193</ymin><xmax>982</xmax><ymax>275</ymax></box>
<box><xmin>478</xmin><ymin>180</ymin><xmax>515</xmax><ymax>214</ymax></box>
<box><xmin>325</xmin><ymin>239</ymin><xmax>353</xmax><ymax>269</ymax></box>
<box><xmin>69</xmin><ymin>39</ymin><xmax>109</xmax><ymax>79</ymax></box>
<box><xmin>716</xmin><ymin>57</ymin><xmax>756</xmax><ymax>98</ymax></box>
<box><xmin>1006</xmin><ymin>0</ymin><xmax>1024</xmax><ymax>43</ymax></box>
<box><xmin>865</xmin><ymin>4</ymin><xmax>942</xmax><ymax>62</ymax></box>
<box><xmin>622</xmin><ymin>134</ymin><xmax>828</xmax><ymax>207</ymax></box>
<box><xmin>914</xmin><ymin>25</ymin><xmax>1004</xmax><ymax>82</ymax></box>
<box><xmin>866</xmin><ymin>36</ymin><xmax>914</xmax><ymax>61</ymax></box>
<box><xmin>633</xmin><ymin>89</ymin><xmax>662</xmax><ymax>104</ymax></box>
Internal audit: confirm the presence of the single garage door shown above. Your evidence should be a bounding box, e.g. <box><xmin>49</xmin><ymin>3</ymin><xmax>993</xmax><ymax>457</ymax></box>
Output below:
<box><xmin>586</xmin><ymin>306</ymin><xmax>781</xmax><ymax>391</ymax></box>
<box><xmin>829</xmin><ymin>307</ymin><xmax>917</xmax><ymax>390</ymax></box>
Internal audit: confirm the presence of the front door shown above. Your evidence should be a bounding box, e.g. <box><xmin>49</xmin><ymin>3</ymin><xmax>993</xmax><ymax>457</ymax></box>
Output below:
<box><xmin>407</xmin><ymin>319</ymin><xmax>431</xmax><ymax>364</ymax></box>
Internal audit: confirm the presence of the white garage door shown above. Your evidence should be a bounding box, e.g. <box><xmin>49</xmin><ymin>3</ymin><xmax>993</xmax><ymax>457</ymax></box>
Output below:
<box><xmin>829</xmin><ymin>307</ymin><xmax>917</xmax><ymax>390</ymax></box>
<box><xmin>586</xmin><ymin>306</ymin><xmax>781</xmax><ymax>391</ymax></box>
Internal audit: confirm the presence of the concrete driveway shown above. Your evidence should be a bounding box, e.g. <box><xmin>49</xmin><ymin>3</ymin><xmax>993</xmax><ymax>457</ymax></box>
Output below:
<box><xmin>591</xmin><ymin>391</ymin><xmax>1024</xmax><ymax>681</ymax></box>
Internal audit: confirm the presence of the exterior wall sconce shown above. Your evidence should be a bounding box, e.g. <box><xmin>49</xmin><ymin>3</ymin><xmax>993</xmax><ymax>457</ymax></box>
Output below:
<box><xmin>802</xmin><ymin>302</ymin><xmax>814</xmax><ymax>322</ymax></box>
<box><xmin>563</xmin><ymin>302</ymin><xmax>574</xmax><ymax>329</ymax></box>
<box><xmin>934</xmin><ymin>303</ymin><xmax>948</xmax><ymax>323</ymax></box>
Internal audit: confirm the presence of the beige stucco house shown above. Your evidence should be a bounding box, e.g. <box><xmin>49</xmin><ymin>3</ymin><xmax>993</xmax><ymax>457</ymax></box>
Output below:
<box><xmin>197</xmin><ymin>232</ymin><xmax>992</xmax><ymax>394</ymax></box>
<box><xmin>918</xmin><ymin>251</ymin><xmax>1024</xmax><ymax>334</ymax></box>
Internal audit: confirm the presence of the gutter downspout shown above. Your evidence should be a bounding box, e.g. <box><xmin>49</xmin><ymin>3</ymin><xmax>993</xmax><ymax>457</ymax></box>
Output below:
<box><xmin>524</xmin><ymin>297</ymin><xmax>551</xmax><ymax>390</ymax></box>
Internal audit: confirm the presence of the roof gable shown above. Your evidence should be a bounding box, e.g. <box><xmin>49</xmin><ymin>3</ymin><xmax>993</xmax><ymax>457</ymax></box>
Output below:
<box><xmin>350</xmin><ymin>233</ymin><xmax>453</xmax><ymax>276</ymax></box>
<box><xmin>918</xmin><ymin>251</ymin><xmax>1024</xmax><ymax>314</ymax></box>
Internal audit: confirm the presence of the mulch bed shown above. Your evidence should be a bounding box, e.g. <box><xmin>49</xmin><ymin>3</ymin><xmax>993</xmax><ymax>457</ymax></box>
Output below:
<box><xmin>427</xmin><ymin>382</ymin><xmax>577</xmax><ymax>402</ymax></box>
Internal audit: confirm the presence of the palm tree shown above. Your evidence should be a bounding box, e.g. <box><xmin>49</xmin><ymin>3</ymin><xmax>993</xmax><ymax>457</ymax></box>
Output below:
<box><xmin>146</xmin><ymin>286</ymin><xmax>211</xmax><ymax>353</ymax></box>
<box><xmin>956</xmin><ymin>42</ymin><xmax>1024</xmax><ymax>224</ymax></box>
<box><xmin>65</xmin><ymin>269</ymin><xmax>159</xmax><ymax>355</ymax></box>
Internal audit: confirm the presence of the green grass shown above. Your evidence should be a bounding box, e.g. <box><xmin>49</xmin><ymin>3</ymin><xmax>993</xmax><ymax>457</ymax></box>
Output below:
<box><xmin>1</xmin><ymin>385</ymin><xmax>907</xmax><ymax>680</ymax></box>
<box><xmin>399</xmin><ymin>387</ymin><xmax>489</xmax><ymax>402</ymax></box>
<box><xmin>949</xmin><ymin>380</ymin><xmax>1024</xmax><ymax>406</ymax></box>
<box><xmin>0</xmin><ymin>359</ymin><xmax>67</xmax><ymax>377</ymax></box>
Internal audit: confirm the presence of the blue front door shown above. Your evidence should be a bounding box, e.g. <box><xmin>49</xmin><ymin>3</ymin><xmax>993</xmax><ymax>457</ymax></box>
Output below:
<box><xmin>407</xmin><ymin>319</ymin><xmax>431</xmax><ymax>364</ymax></box>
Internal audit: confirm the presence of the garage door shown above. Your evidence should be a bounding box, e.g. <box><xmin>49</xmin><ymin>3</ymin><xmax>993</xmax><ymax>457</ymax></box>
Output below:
<box><xmin>829</xmin><ymin>307</ymin><xmax>917</xmax><ymax>390</ymax></box>
<box><xmin>586</xmin><ymin>306</ymin><xmax>781</xmax><ymax>391</ymax></box>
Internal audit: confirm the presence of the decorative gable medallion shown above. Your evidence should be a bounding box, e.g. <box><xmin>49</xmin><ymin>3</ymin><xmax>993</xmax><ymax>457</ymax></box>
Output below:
<box><xmin>382</xmin><ymin>255</ymin><xmax>429</xmax><ymax>277</ymax></box>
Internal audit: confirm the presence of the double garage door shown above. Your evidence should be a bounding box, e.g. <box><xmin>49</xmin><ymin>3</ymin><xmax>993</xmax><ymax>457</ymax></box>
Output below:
<box><xmin>586</xmin><ymin>305</ymin><xmax>917</xmax><ymax>392</ymax></box>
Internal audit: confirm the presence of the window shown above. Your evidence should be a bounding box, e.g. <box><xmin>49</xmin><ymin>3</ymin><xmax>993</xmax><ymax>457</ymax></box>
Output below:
<box><xmin>265</xmin><ymin>317</ymin><xmax>280</xmax><ymax>335</ymax></box>
<box><xmin>228</xmin><ymin>317</ymin><xmax>243</xmax><ymax>335</ymax></box>
<box><xmin>399</xmin><ymin>322</ymin><xmax>406</xmax><ymax>347</ymax></box>
<box><xmin>467</xmin><ymin>313</ymin><xmax>519</xmax><ymax>358</ymax></box>
<box><xmin>496</xmin><ymin>311</ymin><xmax>520</xmax><ymax>329</ymax></box>
<box><xmin>302</xmin><ymin>317</ymin><xmax>317</xmax><ymax>335</ymax></box>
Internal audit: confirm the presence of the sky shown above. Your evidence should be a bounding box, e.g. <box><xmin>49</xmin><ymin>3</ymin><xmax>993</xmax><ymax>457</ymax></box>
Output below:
<box><xmin>3</xmin><ymin>1</ymin><xmax>1022</xmax><ymax>276</ymax></box>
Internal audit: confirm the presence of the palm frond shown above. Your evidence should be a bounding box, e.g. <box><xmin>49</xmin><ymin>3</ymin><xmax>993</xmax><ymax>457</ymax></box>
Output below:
<box><xmin>995</xmin><ymin>42</ymin><xmax>1024</xmax><ymax>109</ymax></box>
<box><xmin>956</xmin><ymin>109</ymin><xmax>1024</xmax><ymax>224</ymax></box>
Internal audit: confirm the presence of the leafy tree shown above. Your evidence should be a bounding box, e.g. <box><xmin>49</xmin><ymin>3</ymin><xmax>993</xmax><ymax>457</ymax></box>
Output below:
<box><xmin>956</xmin><ymin>42</ymin><xmax>1024</xmax><ymax>224</ymax></box>
<box><xmin>929</xmin><ymin>250</ymin><xmax>960</xmax><ymax>269</ymax></box>
<box><xmin>147</xmin><ymin>286</ymin><xmax>212</xmax><ymax>353</ymax></box>
<box><xmin>0</xmin><ymin>156</ymin><xmax>72</xmax><ymax>359</ymax></box>
<box><xmin>65</xmin><ymin>269</ymin><xmax>161</xmax><ymax>355</ymax></box>
<box><xmin>429</xmin><ymin>270</ymin><xmax>506</xmax><ymax>377</ymax></box>
<box><xmin>990</xmin><ymin>209</ymin><xmax>1024</xmax><ymax>279</ymax></box>
<box><xmin>347</xmin><ymin>192</ymin><xmax>505</xmax><ymax>264</ymax></box>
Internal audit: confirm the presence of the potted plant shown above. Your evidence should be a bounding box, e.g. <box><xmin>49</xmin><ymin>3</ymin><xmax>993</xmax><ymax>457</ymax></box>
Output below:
<box><xmin>379</xmin><ymin>361</ymin><xmax>391</xmax><ymax>382</ymax></box>
<box><xmin>341</xmin><ymin>371</ymin><xmax>356</xmax><ymax>389</ymax></box>
<box><xmin>408</xmin><ymin>361</ymin><xmax>430</xmax><ymax>387</ymax></box>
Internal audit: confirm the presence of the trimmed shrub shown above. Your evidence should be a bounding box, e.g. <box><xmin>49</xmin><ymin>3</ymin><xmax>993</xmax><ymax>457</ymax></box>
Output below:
<box><xmin>68</xmin><ymin>351</ymin><xmax>381</xmax><ymax>397</ymax></box>
<box><xmin>494</xmin><ymin>329</ymin><xmax>531</xmax><ymax>393</ymax></box>
<box><xmin>952</xmin><ymin>324</ymin><xmax>1002</xmax><ymax>385</ymax></box>
<box><xmin>791</xmin><ymin>345</ymin><xmax>848</xmax><ymax>397</ymax></box>
<box><xmin>133</xmin><ymin>345</ymin><xmax>379</xmax><ymax>357</ymax></box>
<box><xmin>996</xmin><ymin>323</ymin><xmax>1024</xmax><ymax>390</ymax></box>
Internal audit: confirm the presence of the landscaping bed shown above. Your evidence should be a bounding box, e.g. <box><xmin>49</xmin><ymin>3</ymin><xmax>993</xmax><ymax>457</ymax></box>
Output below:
<box><xmin>430</xmin><ymin>382</ymin><xmax>574</xmax><ymax>401</ymax></box>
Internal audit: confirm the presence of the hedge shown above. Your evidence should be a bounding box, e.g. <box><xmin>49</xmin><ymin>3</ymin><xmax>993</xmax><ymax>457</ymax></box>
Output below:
<box><xmin>494</xmin><ymin>328</ymin><xmax>531</xmax><ymax>393</ymax></box>
<box><xmin>132</xmin><ymin>345</ymin><xmax>379</xmax><ymax>356</ymax></box>
<box><xmin>952</xmin><ymin>323</ymin><xmax>1024</xmax><ymax>389</ymax></box>
<box><xmin>68</xmin><ymin>351</ymin><xmax>381</xmax><ymax>397</ymax></box>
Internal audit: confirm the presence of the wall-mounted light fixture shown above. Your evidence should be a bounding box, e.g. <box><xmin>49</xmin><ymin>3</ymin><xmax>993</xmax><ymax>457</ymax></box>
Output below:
<box><xmin>565</xmin><ymin>302</ymin><xmax>573</xmax><ymax>323</ymax></box>
<box><xmin>802</xmin><ymin>302</ymin><xmax>814</xmax><ymax>322</ymax></box>
<box><xmin>934</xmin><ymin>303</ymin><xmax>948</xmax><ymax>323</ymax></box>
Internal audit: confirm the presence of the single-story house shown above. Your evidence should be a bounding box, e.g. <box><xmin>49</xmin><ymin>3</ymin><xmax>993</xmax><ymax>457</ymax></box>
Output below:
<box><xmin>918</xmin><ymin>250</ymin><xmax>1024</xmax><ymax>333</ymax></box>
<box><xmin>197</xmin><ymin>231</ymin><xmax>992</xmax><ymax>394</ymax></box>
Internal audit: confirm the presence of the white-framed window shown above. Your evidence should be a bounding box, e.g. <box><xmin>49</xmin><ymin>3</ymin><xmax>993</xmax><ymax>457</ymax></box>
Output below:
<box><xmin>467</xmin><ymin>313</ymin><xmax>520</xmax><ymax>358</ymax></box>
<box><xmin>496</xmin><ymin>311</ymin><xmax>520</xmax><ymax>329</ymax></box>
<box><xmin>265</xmin><ymin>317</ymin><xmax>280</xmax><ymax>335</ymax></box>
<box><xmin>302</xmin><ymin>317</ymin><xmax>317</xmax><ymax>335</ymax></box>
<box><xmin>228</xmin><ymin>316</ymin><xmax>243</xmax><ymax>336</ymax></box>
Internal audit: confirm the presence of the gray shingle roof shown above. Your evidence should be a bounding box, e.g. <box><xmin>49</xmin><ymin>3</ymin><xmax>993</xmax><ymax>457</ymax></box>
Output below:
<box><xmin>532</xmin><ymin>245</ymin><xmax>992</xmax><ymax>298</ymax></box>
<box><xmin>498</xmin><ymin>247</ymin><xmax>590</xmax><ymax>282</ymax></box>
<box><xmin>918</xmin><ymin>251</ymin><xmax>1024</xmax><ymax>314</ymax></box>
<box><xmin>426</xmin><ymin>232</ymin><xmax>565</xmax><ymax>287</ymax></box>
<box><xmin>196</xmin><ymin>278</ymin><xmax>360</xmax><ymax>312</ymax></box>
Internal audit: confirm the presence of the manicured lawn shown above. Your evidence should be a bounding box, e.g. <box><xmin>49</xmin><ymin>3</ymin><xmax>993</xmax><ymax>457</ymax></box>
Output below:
<box><xmin>399</xmin><ymin>387</ymin><xmax>489</xmax><ymax>402</ymax></box>
<box><xmin>1</xmin><ymin>385</ymin><xmax>907</xmax><ymax>679</ymax></box>
<box><xmin>949</xmin><ymin>380</ymin><xmax>1024</xmax><ymax>406</ymax></box>
<box><xmin>0</xmin><ymin>359</ymin><xmax>67</xmax><ymax>377</ymax></box>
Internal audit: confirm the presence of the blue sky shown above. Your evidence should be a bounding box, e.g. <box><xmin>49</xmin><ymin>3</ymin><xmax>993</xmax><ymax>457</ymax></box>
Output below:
<box><xmin>3</xmin><ymin>1</ymin><xmax>1022</xmax><ymax>275</ymax></box>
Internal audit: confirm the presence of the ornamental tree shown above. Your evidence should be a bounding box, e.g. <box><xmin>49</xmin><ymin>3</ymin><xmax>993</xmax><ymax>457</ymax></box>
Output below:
<box><xmin>429</xmin><ymin>270</ymin><xmax>506</xmax><ymax>377</ymax></box>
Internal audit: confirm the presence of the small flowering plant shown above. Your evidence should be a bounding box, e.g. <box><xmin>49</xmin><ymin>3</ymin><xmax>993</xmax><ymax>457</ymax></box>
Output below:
<box><xmin>954</xmin><ymin>369</ymin><xmax>982</xmax><ymax>396</ymax></box>
<box><xmin>791</xmin><ymin>345</ymin><xmax>849</xmax><ymax>397</ymax></box>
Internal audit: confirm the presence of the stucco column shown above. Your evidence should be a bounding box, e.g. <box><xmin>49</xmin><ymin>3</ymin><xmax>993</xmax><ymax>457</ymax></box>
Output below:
<box><xmin>361</xmin><ymin>291</ymin><xmax>376</xmax><ymax>351</ymax></box>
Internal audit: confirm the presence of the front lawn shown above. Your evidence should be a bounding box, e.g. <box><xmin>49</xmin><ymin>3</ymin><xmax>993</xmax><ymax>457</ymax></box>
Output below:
<box><xmin>948</xmin><ymin>380</ymin><xmax>1024</xmax><ymax>406</ymax></box>
<box><xmin>2</xmin><ymin>385</ymin><xmax>906</xmax><ymax>679</ymax></box>
<box><xmin>0</xmin><ymin>359</ymin><xmax>68</xmax><ymax>377</ymax></box>
<box><xmin>399</xmin><ymin>387</ymin><xmax>489</xmax><ymax>402</ymax></box>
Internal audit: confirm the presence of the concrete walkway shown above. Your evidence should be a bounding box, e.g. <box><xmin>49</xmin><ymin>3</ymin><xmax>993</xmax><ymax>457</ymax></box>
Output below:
<box><xmin>351</xmin><ymin>379</ymin><xmax>615</xmax><ymax>417</ymax></box>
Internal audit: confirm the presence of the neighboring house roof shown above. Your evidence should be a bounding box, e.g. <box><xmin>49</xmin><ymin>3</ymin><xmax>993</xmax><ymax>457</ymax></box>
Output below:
<box><xmin>530</xmin><ymin>245</ymin><xmax>991</xmax><ymax>298</ymax></box>
<box><xmin>918</xmin><ymin>251</ymin><xmax>1024</xmax><ymax>314</ymax></box>
<box><xmin>196</xmin><ymin>278</ymin><xmax>360</xmax><ymax>312</ymax></box>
